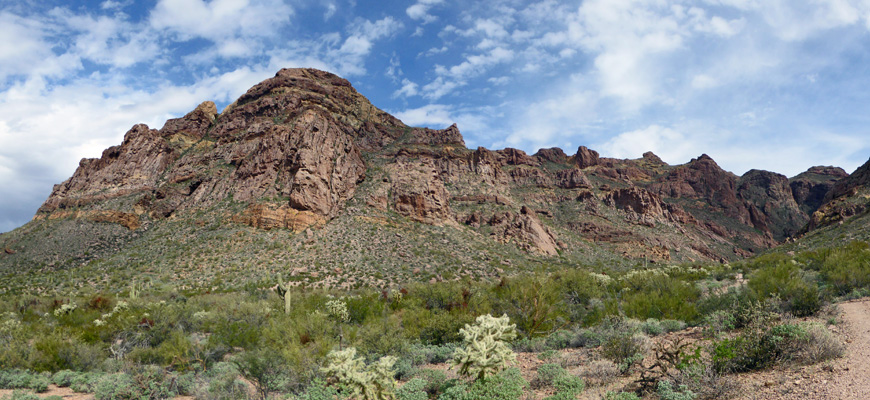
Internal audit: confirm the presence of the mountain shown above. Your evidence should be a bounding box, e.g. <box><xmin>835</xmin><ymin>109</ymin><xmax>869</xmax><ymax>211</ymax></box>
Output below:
<box><xmin>0</xmin><ymin>68</ymin><xmax>856</xmax><ymax>293</ymax></box>
<box><xmin>776</xmin><ymin>157</ymin><xmax>870</xmax><ymax>252</ymax></box>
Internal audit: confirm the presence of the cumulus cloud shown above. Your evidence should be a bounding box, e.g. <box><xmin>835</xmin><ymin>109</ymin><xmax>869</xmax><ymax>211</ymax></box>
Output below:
<box><xmin>406</xmin><ymin>0</ymin><xmax>444</xmax><ymax>23</ymax></box>
<box><xmin>150</xmin><ymin>0</ymin><xmax>293</xmax><ymax>41</ymax></box>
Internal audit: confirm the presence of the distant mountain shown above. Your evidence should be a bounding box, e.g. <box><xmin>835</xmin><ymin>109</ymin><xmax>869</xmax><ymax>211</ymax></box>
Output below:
<box><xmin>0</xmin><ymin>68</ymin><xmax>857</xmax><ymax>292</ymax></box>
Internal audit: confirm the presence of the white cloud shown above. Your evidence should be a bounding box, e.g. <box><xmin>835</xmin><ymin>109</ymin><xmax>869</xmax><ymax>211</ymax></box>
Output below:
<box><xmin>150</xmin><ymin>0</ymin><xmax>293</xmax><ymax>42</ymax></box>
<box><xmin>393</xmin><ymin>79</ymin><xmax>419</xmax><ymax>98</ymax></box>
<box><xmin>407</xmin><ymin>0</ymin><xmax>444</xmax><ymax>24</ymax></box>
<box><xmin>0</xmin><ymin>12</ymin><xmax>78</xmax><ymax>83</ymax></box>
<box><xmin>393</xmin><ymin>104</ymin><xmax>454</xmax><ymax>127</ymax></box>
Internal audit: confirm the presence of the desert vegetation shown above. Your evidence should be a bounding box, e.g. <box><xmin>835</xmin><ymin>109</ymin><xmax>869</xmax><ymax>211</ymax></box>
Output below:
<box><xmin>0</xmin><ymin>240</ymin><xmax>864</xmax><ymax>399</ymax></box>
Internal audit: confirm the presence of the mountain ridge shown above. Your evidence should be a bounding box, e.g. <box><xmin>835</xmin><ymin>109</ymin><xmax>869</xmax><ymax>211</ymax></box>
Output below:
<box><xmin>1</xmin><ymin>67</ymin><xmax>866</xmax><ymax>293</ymax></box>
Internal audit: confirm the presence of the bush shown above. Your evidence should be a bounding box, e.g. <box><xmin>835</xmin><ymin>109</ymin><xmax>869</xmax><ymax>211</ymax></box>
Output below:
<box><xmin>0</xmin><ymin>370</ymin><xmax>49</xmax><ymax>393</ymax></box>
<box><xmin>409</xmin><ymin>368</ymin><xmax>447</xmax><ymax>397</ymax></box>
<box><xmin>0</xmin><ymin>391</ymin><xmax>40</xmax><ymax>400</ymax></box>
<box><xmin>657</xmin><ymin>380</ymin><xmax>697</xmax><ymax>400</ymax></box>
<box><xmin>51</xmin><ymin>369</ymin><xmax>76</xmax><ymax>387</ymax></box>
<box><xmin>545</xmin><ymin>329</ymin><xmax>574</xmax><ymax>350</ymax></box>
<box><xmin>437</xmin><ymin>368</ymin><xmax>526</xmax><ymax>400</ymax></box>
<box><xmin>792</xmin><ymin>323</ymin><xmax>845</xmax><ymax>364</ymax></box>
<box><xmin>297</xmin><ymin>378</ymin><xmax>339</xmax><ymax>400</ymax></box>
<box><xmin>749</xmin><ymin>261</ymin><xmax>821</xmax><ymax>317</ymax></box>
<box><xmin>234</xmin><ymin>348</ymin><xmax>292</xmax><ymax>400</ymax></box>
<box><xmin>405</xmin><ymin>343</ymin><xmax>457</xmax><ymax>366</ymax></box>
<box><xmin>641</xmin><ymin>319</ymin><xmax>664</xmax><ymax>336</ymax></box>
<box><xmin>70</xmin><ymin>372</ymin><xmax>102</xmax><ymax>393</ymax></box>
<box><xmin>603</xmin><ymin>392</ymin><xmax>639</xmax><ymax>400</ymax></box>
<box><xmin>532</xmin><ymin>363</ymin><xmax>566</xmax><ymax>388</ymax></box>
<box><xmin>94</xmin><ymin>373</ymin><xmax>144</xmax><ymax>400</ymax></box>
<box><xmin>579</xmin><ymin>360</ymin><xmax>619</xmax><ymax>386</ymax></box>
<box><xmin>711</xmin><ymin>321</ymin><xmax>813</xmax><ymax>373</ymax></box>
<box><xmin>396</xmin><ymin>378</ymin><xmax>427</xmax><ymax>400</ymax></box>
<box><xmin>551</xmin><ymin>374</ymin><xmax>584</xmax><ymax>396</ymax></box>
<box><xmin>601</xmin><ymin>333</ymin><xmax>649</xmax><ymax>374</ymax></box>
<box><xmin>661</xmin><ymin>319</ymin><xmax>687</xmax><ymax>333</ymax></box>
<box><xmin>195</xmin><ymin>362</ymin><xmax>248</xmax><ymax>400</ymax></box>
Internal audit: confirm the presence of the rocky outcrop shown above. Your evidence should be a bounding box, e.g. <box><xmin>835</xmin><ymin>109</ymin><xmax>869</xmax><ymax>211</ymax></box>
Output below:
<box><xmin>555</xmin><ymin>168</ymin><xmax>592</xmax><ymax>189</ymax></box>
<box><xmin>484</xmin><ymin>206</ymin><xmax>559</xmax><ymax>255</ymax></box>
<box><xmin>789</xmin><ymin>166</ymin><xmax>848</xmax><ymax>215</ymax></box>
<box><xmin>806</xmin><ymin>158</ymin><xmax>870</xmax><ymax>232</ymax></box>
<box><xmin>232</xmin><ymin>203</ymin><xmax>325</xmax><ymax>231</ymax></box>
<box><xmin>649</xmin><ymin>154</ymin><xmax>746</xmax><ymax>220</ymax></box>
<box><xmin>37</xmin><ymin>68</ymin><xmax>393</xmax><ymax>229</ymax></box>
<box><xmin>38</xmin><ymin>123</ymin><xmax>177</xmax><ymax>213</ymax></box>
<box><xmin>738</xmin><ymin>169</ymin><xmax>806</xmax><ymax>239</ymax></box>
<box><xmin>574</xmin><ymin>146</ymin><xmax>600</xmax><ymax>169</ymax></box>
<box><xmin>534</xmin><ymin>147</ymin><xmax>568</xmax><ymax>164</ymax></box>
<box><xmin>406</xmin><ymin>123</ymin><xmax>465</xmax><ymax>146</ymax></box>
<box><xmin>389</xmin><ymin>161</ymin><xmax>453</xmax><ymax>226</ymax></box>
<box><xmin>25</xmin><ymin>67</ymin><xmax>859</xmax><ymax>268</ymax></box>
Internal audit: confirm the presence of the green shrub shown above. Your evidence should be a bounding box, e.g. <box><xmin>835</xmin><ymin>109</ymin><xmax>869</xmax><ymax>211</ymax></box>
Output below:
<box><xmin>545</xmin><ymin>329</ymin><xmax>574</xmax><ymax>350</ymax></box>
<box><xmin>641</xmin><ymin>318</ymin><xmax>664</xmax><ymax>336</ymax></box>
<box><xmin>234</xmin><ymin>348</ymin><xmax>292</xmax><ymax>400</ymax></box>
<box><xmin>437</xmin><ymin>368</ymin><xmax>526</xmax><ymax>400</ymax></box>
<box><xmin>94</xmin><ymin>373</ymin><xmax>144</xmax><ymax>400</ymax></box>
<box><xmin>551</xmin><ymin>374</ymin><xmax>584</xmax><ymax>396</ymax></box>
<box><xmin>712</xmin><ymin>321</ymin><xmax>813</xmax><ymax>373</ymax></box>
<box><xmin>405</xmin><ymin>343</ymin><xmax>457</xmax><ymax>365</ymax></box>
<box><xmin>603</xmin><ymin>392</ymin><xmax>639</xmax><ymax>400</ymax></box>
<box><xmin>492</xmin><ymin>276</ymin><xmax>568</xmax><ymax>338</ymax></box>
<box><xmin>196</xmin><ymin>362</ymin><xmax>248</xmax><ymax>400</ymax></box>
<box><xmin>409</xmin><ymin>368</ymin><xmax>447</xmax><ymax>397</ymax></box>
<box><xmin>451</xmin><ymin>314</ymin><xmax>517</xmax><ymax>380</ymax></box>
<box><xmin>70</xmin><ymin>372</ymin><xmax>102</xmax><ymax>393</ymax></box>
<box><xmin>0</xmin><ymin>370</ymin><xmax>49</xmax><ymax>393</ymax></box>
<box><xmin>749</xmin><ymin>261</ymin><xmax>821</xmax><ymax>316</ymax></box>
<box><xmin>0</xmin><ymin>391</ymin><xmax>40</xmax><ymax>400</ymax></box>
<box><xmin>296</xmin><ymin>378</ymin><xmax>339</xmax><ymax>400</ymax></box>
<box><xmin>657</xmin><ymin>380</ymin><xmax>697</xmax><ymax>400</ymax></box>
<box><xmin>396</xmin><ymin>378</ymin><xmax>427</xmax><ymax>400</ymax></box>
<box><xmin>51</xmin><ymin>369</ymin><xmax>76</xmax><ymax>387</ymax></box>
<box><xmin>661</xmin><ymin>319</ymin><xmax>687</xmax><ymax>333</ymax></box>
<box><xmin>532</xmin><ymin>363</ymin><xmax>566</xmax><ymax>388</ymax></box>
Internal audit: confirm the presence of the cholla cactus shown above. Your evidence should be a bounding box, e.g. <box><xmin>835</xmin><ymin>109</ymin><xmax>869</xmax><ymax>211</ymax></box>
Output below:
<box><xmin>322</xmin><ymin>347</ymin><xmax>397</xmax><ymax>400</ymax></box>
<box><xmin>326</xmin><ymin>299</ymin><xmax>350</xmax><ymax>322</ymax></box>
<box><xmin>451</xmin><ymin>313</ymin><xmax>518</xmax><ymax>380</ymax></box>
<box><xmin>53</xmin><ymin>303</ymin><xmax>77</xmax><ymax>316</ymax></box>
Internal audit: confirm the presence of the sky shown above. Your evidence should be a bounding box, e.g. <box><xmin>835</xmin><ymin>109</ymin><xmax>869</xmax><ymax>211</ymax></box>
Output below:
<box><xmin>2</xmin><ymin>0</ymin><xmax>870</xmax><ymax>233</ymax></box>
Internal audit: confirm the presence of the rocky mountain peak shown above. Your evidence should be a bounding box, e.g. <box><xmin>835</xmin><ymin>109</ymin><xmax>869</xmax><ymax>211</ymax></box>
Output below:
<box><xmin>14</xmin><ymin>67</ymin><xmax>857</xmax><ymax>273</ymax></box>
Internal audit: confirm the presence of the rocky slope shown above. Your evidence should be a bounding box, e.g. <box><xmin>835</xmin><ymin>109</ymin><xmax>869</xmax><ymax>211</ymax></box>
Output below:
<box><xmin>0</xmin><ymin>68</ymin><xmax>857</xmax><ymax>292</ymax></box>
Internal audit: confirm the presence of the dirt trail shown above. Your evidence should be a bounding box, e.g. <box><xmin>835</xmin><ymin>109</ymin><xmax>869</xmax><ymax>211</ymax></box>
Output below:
<box><xmin>739</xmin><ymin>299</ymin><xmax>870</xmax><ymax>400</ymax></box>
<box><xmin>820</xmin><ymin>300</ymin><xmax>870</xmax><ymax>399</ymax></box>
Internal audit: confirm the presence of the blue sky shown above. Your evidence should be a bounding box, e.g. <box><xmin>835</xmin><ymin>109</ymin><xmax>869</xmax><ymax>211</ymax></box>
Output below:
<box><xmin>2</xmin><ymin>0</ymin><xmax>870</xmax><ymax>233</ymax></box>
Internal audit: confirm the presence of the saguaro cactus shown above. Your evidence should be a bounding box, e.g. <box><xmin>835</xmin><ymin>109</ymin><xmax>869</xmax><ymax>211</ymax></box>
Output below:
<box><xmin>276</xmin><ymin>274</ymin><xmax>291</xmax><ymax>314</ymax></box>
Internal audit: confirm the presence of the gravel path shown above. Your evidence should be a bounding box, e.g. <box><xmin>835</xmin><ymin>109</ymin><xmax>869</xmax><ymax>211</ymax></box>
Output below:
<box><xmin>821</xmin><ymin>300</ymin><xmax>870</xmax><ymax>399</ymax></box>
<box><xmin>738</xmin><ymin>299</ymin><xmax>870</xmax><ymax>400</ymax></box>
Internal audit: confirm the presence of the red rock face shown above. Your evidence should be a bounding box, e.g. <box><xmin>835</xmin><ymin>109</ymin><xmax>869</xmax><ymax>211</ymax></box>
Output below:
<box><xmin>31</xmin><ymin>67</ymin><xmax>843</xmax><ymax>263</ymax></box>
<box><xmin>574</xmin><ymin>146</ymin><xmax>600</xmax><ymax>169</ymax></box>
<box><xmin>37</xmin><ymin>68</ymin><xmax>397</xmax><ymax>230</ymax></box>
